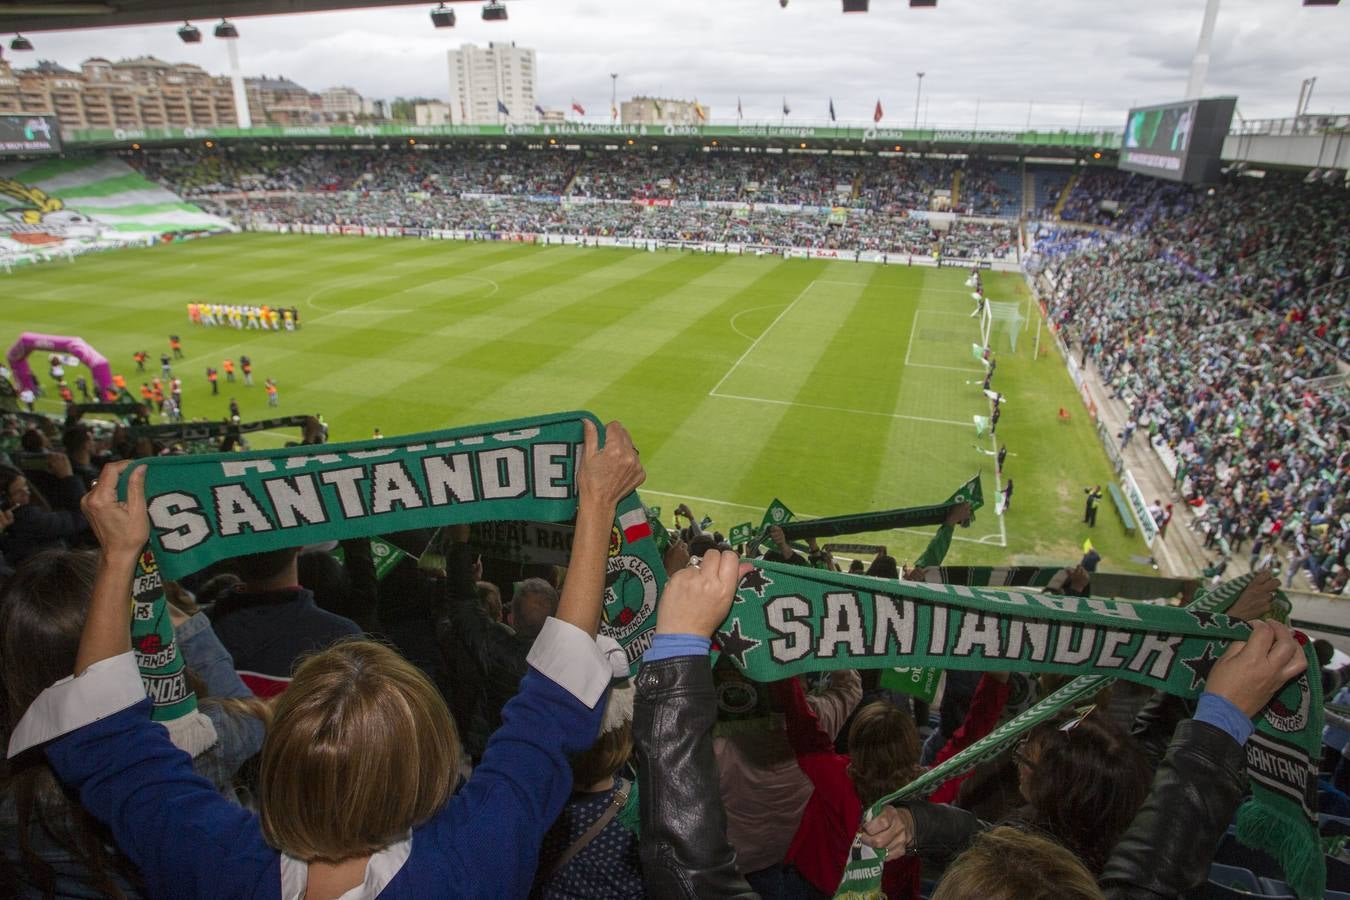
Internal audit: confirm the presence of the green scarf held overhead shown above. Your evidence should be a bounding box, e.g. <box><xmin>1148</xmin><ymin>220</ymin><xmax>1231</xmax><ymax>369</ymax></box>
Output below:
<box><xmin>117</xmin><ymin>411</ymin><xmax>670</xmax><ymax>725</ymax></box>
<box><xmin>769</xmin><ymin>475</ymin><xmax>983</xmax><ymax>544</ymax></box>
<box><xmin>708</xmin><ymin>564</ymin><xmax>1323</xmax><ymax>900</ymax></box>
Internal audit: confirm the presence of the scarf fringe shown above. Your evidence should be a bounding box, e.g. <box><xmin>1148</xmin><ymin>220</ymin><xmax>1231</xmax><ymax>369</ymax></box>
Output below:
<box><xmin>1236</xmin><ymin>799</ymin><xmax>1325</xmax><ymax>900</ymax></box>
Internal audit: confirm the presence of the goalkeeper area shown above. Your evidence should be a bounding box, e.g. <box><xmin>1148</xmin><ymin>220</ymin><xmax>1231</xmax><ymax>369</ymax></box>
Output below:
<box><xmin>5</xmin><ymin>233</ymin><xmax>1147</xmax><ymax>571</ymax></box>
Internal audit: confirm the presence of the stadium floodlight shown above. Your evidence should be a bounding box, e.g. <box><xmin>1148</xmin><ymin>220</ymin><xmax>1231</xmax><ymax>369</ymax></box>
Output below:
<box><xmin>1302</xmin><ymin>0</ymin><xmax>1339</xmax><ymax>6</ymax></box>
<box><xmin>177</xmin><ymin>21</ymin><xmax>202</xmax><ymax>43</ymax></box>
<box><xmin>10</xmin><ymin>34</ymin><xmax>34</xmax><ymax>51</ymax></box>
<box><xmin>841</xmin><ymin>0</ymin><xmax>869</xmax><ymax>11</ymax></box>
<box><xmin>214</xmin><ymin>18</ymin><xmax>239</xmax><ymax>39</ymax></box>
<box><xmin>910</xmin><ymin>0</ymin><xmax>938</xmax><ymax>6</ymax></box>
<box><xmin>430</xmin><ymin>3</ymin><xmax>456</xmax><ymax>26</ymax></box>
<box><xmin>482</xmin><ymin>1</ymin><xmax>508</xmax><ymax>21</ymax></box>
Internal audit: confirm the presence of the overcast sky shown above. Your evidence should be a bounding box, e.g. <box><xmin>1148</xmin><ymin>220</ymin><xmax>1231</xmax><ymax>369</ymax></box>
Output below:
<box><xmin>14</xmin><ymin>0</ymin><xmax>1350</xmax><ymax>129</ymax></box>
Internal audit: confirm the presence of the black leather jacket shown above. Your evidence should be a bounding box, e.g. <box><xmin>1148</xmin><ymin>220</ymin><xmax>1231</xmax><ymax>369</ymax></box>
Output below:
<box><xmin>633</xmin><ymin>654</ymin><xmax>758</xmax><ymax>900</ymax></box>
<box><xmin>902</xmin><ymin>718</ymin><xmax>1247</xmax><ymax>899</ymax></box>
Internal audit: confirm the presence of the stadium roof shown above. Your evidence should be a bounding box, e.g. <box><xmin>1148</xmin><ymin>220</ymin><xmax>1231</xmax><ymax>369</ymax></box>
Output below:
<box><xmin>0</xmin><ymin>1</ymin><xmax>424</xmax><ymax>34</ymax></box>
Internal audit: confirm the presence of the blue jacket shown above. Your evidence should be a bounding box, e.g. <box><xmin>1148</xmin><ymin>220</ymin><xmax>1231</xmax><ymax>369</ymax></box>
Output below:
<box><xmin>46</xmin><ymin>662</ymin><xmax>604</xmax><ymax>899</ymax></box>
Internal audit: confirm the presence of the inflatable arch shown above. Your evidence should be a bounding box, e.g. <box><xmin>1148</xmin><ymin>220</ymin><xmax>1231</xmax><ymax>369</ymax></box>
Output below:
<box><xmin>6</xmin><ymin>332</ymin><xmax>113</xmax><ymax>397</ymax></box>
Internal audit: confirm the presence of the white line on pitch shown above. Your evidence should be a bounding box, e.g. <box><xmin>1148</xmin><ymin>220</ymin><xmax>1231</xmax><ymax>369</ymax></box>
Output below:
<box><xmin>708</xmin><ymin>391</ymin><xmax>971</xmax><ymax>427</ymax></box>
<box><xmin>908</xmin><ymin>363</ymin><xmax>986</xmax><ymax>373</ymax></box>
<box><xmin>903</xmin><ymin>307</ymin><xmax>921</xmax><ymax>367</ymax></box>
<box><xmin>729</xmin><ymin>303</ymin><xmax>788</xmax><ymax>341</ymax></box>
<box><xmin>708</xmin><ymin>280</ymin><xmax>818</xmax><ymax>396</ymax></box>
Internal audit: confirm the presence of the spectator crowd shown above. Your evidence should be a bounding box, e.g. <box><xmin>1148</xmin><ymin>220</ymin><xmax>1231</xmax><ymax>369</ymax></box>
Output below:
<box><xmin>1036</xmin><ymin>167</ymin><xmax>1350</xmax><ymax>595</ymax></box>
<box><xmin>0</xmin><ymin>398</ymin><xmax>1335</xmax><ymax>900</ymax></box>
<box><xmin>0</xmin><ymin>146</ymin><xmax>1342</xmax><ymax>900</ymax></box>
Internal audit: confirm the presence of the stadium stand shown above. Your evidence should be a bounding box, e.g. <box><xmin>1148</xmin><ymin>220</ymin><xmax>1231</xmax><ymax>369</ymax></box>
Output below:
<box><xmin>1</xmin><ymin>131</ymin><xmax>1347</xmax><ymax>900</ymax></box>
<box><xmin>1034</xmin><ymin>167</ymin><xmax>1350</xmax><ymax>596</ymax></box>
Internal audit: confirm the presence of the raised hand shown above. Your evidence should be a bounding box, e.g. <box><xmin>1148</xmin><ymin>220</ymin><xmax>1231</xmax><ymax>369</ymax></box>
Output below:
<box><xmin>861</xmin><ymin>805</ymin><xmax>916</xmax><ymax>855</ymax></box>
<box><xmin>655</xmin><ymin>549</ymin><xmax>741</xmax><ymax>638</ymax></box>
<box><xmin>1226</xmin><ymin>570</ymin><xmax>1280</xmax><ymax>622</ymax></box>
<box><xmin>81</xmin><ymin>461</ymin><xmax>149</xmax><ymax>562</ymax></box>
<box><xmin>1205</xmin><ymin>620</ymin><xmax>1308</xmax><ymax>718</ymax></box>
<box><xmin>945</xmin><ymin>501</ymin><xmax>972</xmax><ymax>527</ymax></box>
<box><xmin>576</xmin><ymin>419</ymin><xmax>645</xmax><ymax>510</ymax></box>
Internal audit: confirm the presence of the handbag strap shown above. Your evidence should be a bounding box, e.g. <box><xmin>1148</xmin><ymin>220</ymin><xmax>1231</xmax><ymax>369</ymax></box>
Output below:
<box><xmin>542</xmin><ymin>779</ymin><xmax>630</xmax><ymax>880</ymax></box>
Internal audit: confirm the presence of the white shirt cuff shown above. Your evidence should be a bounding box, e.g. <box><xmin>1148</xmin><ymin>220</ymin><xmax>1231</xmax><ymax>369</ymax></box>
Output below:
<box><xmin>7</xmin><ymin>652</ymin><xmax>145</xmax><ymax>758</ymax></box>
<box><xmin>526</xmin><ymin>618</ymin><xmax>613</xmax><ymax>709</ymax></box>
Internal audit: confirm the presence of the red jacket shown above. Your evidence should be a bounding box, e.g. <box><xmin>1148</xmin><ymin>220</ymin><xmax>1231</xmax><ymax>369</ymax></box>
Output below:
<box><xmin>778</xmin><ymin>673</ymin><xmax>1010</xmax><ymax>898</ymax></box>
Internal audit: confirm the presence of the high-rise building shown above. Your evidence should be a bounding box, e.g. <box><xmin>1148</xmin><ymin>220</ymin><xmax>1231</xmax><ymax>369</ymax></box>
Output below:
<box><xmin>0</xmin><ymin>56</ymin><xmax>238</xmax><ymax>130</ymax></box>
<box><xmin>446</xmin><ymin>42</ymin><xmax>538</xmax><ymax>125</ymax></box>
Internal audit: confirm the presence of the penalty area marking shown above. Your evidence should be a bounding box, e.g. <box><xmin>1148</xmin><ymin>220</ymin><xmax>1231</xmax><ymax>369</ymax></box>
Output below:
<box><xmin>729</xmin><ymin>303</ymin><xmax>789</xmax><ymax>341</ymax></box>
<box><xmin>710</xmin><ymin>281</ymin><xmax>975</xmax><ymax>426</ymax></box>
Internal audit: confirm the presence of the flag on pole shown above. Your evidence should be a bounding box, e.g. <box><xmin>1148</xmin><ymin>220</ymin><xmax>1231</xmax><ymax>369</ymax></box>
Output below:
<box><xmin>497</xmin><ymin>100</ymin><xmax>510</xmax><ymax>116</ymax></box>
<box><xmin>611</xmin><ymin>104</ymin><xmax>618</xmax><ymax>121</ymax></box>
<box><xmin>571</xmin><ymin>100</ymin><xmax>586</xmax><ymax>115</ymax></box>
<box><xmin>653</xmin><ymin>99</ymin><xmax>664</xmax><ymax>118</ymax></box>
<box><xmin>737</xmin><ymin>96</ymin><xmax>743</xmax><ymax>119</ymax></box>
<box><xmin>782</xmin><ymin>97</ymin><xmax>791</xmax><ymax>116</ymax></box>
<box><xmin>534</xmin><ymin>104</ymin><xmax>546</xmax><ymax>117</ymax></box>
<box><xmin>829</xmin><ymin>98</ymin><xmax>836</xmax><ymax>122</ymax></box>
<box><xmin>694</xmin><ymin>100</ymin><xmax>706</xmax><ymax>122</ymax></box>
<box><xmin>874</xmin><ymin>99</ymin><xmax>884</xmax><ymax>123</ymax></box>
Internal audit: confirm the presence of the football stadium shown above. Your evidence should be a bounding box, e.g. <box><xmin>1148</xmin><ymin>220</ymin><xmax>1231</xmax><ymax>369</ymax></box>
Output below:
<box><xmin>0</xmin><ymin>1</ymin><xmax>1347</xmax><ymax>898</ymax></box>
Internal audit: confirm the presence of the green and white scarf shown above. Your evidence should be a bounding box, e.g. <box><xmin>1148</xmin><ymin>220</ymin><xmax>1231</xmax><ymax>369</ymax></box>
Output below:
<box><xmin>708</xmin><ymin>565</ymin><xmax>1323</xmax><ymax>899</ymax></box>
<box><xmin>117</xmin><ymin>412</ymin><xmax>1322</xmax><ymax>897</ymax></box>
<box><xmin>770</xmin><ymin>476</ymin><xmax>982</xmax><ymax>543</ymax></box>
<box><xmin>118</xmin><ymin>411</ymin><xmax>668</xmax><ymax>724</ymax></box>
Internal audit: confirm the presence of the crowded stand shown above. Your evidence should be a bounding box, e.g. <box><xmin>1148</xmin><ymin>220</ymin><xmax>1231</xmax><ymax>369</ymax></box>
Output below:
<box><xmin>0</xmin><ymin>127</ymin><xmax>1346</xmax><ymax>900</ymax></box>
<box><xmin>128</xmin><ymin>148</ymin><xmax>1023</xmax><ymax>262</ymax></box>
<box><xmin>0</xmin><ymin>388</ymin><xmax>1339</xmax><ymax>900</ymax></box>
<box><xmin>1036</xmin><ymin>166</ymin><xmax>1350</xmax><ymax>596</ymax></box>
<box><xmin>955</xmin><ymin>162</ymin><xmax>1020</xmax><ymax>217</ymax></box>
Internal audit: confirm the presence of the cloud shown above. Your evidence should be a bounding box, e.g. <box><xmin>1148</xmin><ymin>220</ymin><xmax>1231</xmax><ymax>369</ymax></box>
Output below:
<box><xmin>15</xmin><ymin>0</ymin><xmax>1350</xmax><ymax>128</ymax></box>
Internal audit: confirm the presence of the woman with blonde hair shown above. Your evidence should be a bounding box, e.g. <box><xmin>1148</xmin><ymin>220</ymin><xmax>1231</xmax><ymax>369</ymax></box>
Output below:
<box><xmin>6</xmin><ymin>419</ymin><xmax>644</xmax><ymax>900</ymax></box>
<box><xmin>931</xmin><ymin>826</ymin><xmax>1103</xmax><ymax>900</ymax></box>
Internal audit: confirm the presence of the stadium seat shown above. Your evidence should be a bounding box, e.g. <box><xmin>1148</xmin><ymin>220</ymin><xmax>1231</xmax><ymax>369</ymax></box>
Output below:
<box><xmin>1260</xmin><ymin>877</ymin><xmax>1349</xmax><ymax>900</ymax></box>
<box><xmin>1321</xmin><ymin>813</ymin><xmax>1350</xmax><ymax>836</ymax></box>
<box><xmin>1204</xmin><ymin>863</ymin><xmax>1262</xmax><ymax>893</ymax></box>
<box><xmin>1213</xmin><ymin>833</ymin><xmax>1284</xmax><ymax>881</ymax></box>
<box><xmin>1105</xmin><ymin>483</ymin><xmax>1137</xmax><ymax>536</ymax></box>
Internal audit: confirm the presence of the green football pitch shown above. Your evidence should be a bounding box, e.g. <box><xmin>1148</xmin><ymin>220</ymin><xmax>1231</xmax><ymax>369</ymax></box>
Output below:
<box><xmin>3</xmin><ymin>232</ymin><xmax>1150</xmax><ymax>572</ymax></box>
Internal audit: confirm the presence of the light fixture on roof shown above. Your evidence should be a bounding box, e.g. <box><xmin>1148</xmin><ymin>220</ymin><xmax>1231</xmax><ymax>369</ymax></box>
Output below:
<box><xmin>482</xmin><ymin>2</ymin><xmax>508</xmax><ymax>21</ymax></box>
<box><xmin>430</xmin><ymin>3</ymin><xmax>456</xmax><ymax>26</ymax></box>
<box><xmin>177</xmin><ymin>21</ymin><xmax>202</xmax><ymax>43</ymax></box>
<box><xmin>910</xmin><ymin>0</ymin><xmax>938</xmax><ymax>6</ymax></box>
<box><xmin>10</xmin><ymin>34</ymin><xmax>34</xmax><ymax>51</ymax></box>
<box><xmin>841</xmin><ymin>0</ymin><xmax>868</xmax><ymax>10</ymax></box>
<box><xmin>214</xmin><ymin>19</ymin><xmax>239</xmax><ymax>39</ymax></box>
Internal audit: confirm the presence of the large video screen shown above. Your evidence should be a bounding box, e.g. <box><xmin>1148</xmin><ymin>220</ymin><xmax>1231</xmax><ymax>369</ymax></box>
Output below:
<box><xmin>1119</xmin><ymin>97</ymin><xmax>1235</xmax><ymax>185</ymax></box>
<box><xmin>0</xmin><ymin>116</ymin><xmax>62</xmax><ymax>156</ymax></box>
